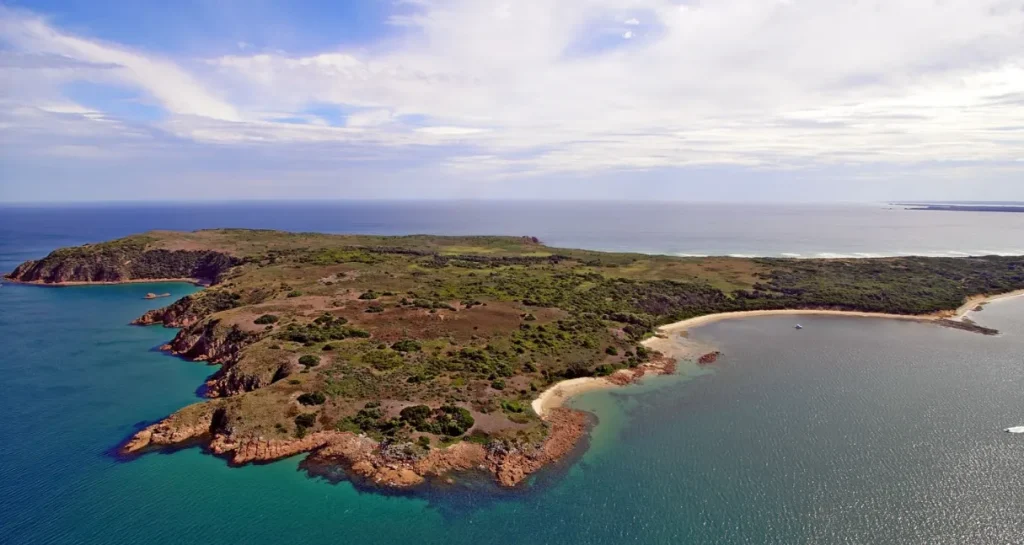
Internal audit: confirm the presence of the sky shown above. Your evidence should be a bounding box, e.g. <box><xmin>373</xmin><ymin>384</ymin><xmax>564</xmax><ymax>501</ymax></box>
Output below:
<box><xmin>0</xmin><ymin>0</ymin><xmax>1022</xmax><ymax>203</ymax></box>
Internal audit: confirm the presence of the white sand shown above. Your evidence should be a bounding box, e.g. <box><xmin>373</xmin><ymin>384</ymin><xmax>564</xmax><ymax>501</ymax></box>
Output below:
<box><xmin>531</xmin><ymin>290</ymin><xmax>1024</xmax><ymax>419</ymax></box>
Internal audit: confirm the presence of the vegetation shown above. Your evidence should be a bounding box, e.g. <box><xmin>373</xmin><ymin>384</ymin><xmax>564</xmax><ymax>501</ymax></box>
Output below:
<box><xmin>25</xmin><ymin>229</ymin><xmax>1021</xmax><ymax>449</ymax></box>
<box><xmin>399</xmin><ymin>405</ymin><xmax>475</xmax><ymax>436</ymax></box>
<box><xmin>297</xmin><ymin>392</ymin><xmax>327</xmax><ymax>405</ymax></box>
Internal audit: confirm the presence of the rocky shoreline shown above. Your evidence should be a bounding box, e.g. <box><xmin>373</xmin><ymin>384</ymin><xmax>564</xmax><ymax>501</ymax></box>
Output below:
<box><xmin>122</xmin><ymin>405</ymin><xmax>589</xmax><ymax>488</ymax></box>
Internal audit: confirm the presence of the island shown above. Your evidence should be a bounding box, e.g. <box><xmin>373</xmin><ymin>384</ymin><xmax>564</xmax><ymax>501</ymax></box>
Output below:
<box><xmin>6</xmin><ymin>229</ymin><xmax>1024</xmax><ymax>488</ymax></box>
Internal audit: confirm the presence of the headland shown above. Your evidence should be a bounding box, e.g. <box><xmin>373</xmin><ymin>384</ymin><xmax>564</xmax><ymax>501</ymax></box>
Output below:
<box><xmin>6</xmin><ymin>228</ymin><xmax>1023</xmax><ymax>490</ymax></box>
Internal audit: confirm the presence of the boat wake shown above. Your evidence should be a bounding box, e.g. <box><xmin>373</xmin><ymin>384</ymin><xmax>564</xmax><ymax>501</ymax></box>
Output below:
<box><xmin>1005</xmin><ymin>426</ymin><xmax>1024</xmax><ymax>434</ymax></box>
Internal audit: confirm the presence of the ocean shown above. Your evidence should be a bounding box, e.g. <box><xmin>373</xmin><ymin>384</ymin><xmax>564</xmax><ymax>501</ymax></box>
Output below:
<box><xmin>3</xmin><ymin>201</ymin><xmax>1024</xmax><ymax>258</ymax></box>
<box><xmin>1</xmin><ymin>202</ymin><xmax>1022</xmax><ymax>544</ymax></box>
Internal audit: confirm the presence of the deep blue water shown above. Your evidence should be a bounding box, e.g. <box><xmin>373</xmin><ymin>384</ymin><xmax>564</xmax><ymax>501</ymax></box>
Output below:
<box><xmin>3</xmin><ymin>201</ymin><xmax>1024</xmax><ymax>259</ymax></box>
<box><xmin>2</xmin><ymin>202</ymin><xmax>1023</xmax><ymax>544</ymax></box>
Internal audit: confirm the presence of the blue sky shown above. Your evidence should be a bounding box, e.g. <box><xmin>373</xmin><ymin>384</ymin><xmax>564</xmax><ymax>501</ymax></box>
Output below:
<box><xmin>1</xmin><ymin>0</ymin><xmax>1022</xmax><ymax>203</ymax></box>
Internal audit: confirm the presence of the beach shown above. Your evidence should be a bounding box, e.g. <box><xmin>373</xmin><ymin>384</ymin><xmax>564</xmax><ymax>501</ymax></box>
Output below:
<box><xmin>531</xmin><ymin>290</ymin><xmax>1024</xmax><ymax>419</ymax></box>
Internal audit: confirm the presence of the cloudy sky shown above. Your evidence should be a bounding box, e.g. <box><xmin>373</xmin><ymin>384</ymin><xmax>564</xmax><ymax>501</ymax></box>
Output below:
<box><xmin>1</xmin><ymin>0</ymin><xmax>1022</xmax><ymax>202</ymax></box>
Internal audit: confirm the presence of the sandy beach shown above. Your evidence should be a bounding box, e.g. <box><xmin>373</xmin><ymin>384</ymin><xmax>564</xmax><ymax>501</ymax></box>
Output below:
<box><xmin>531</xmin><ymin>290</ymin><xmax>1024</xmax><ymax>419</ymax></box>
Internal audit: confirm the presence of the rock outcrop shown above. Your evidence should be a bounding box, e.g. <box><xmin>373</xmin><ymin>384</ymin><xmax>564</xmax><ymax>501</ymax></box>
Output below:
<box><xmin>697</xmin><ymin>351</ymin><xmax>722</xmax><ymax>364</ymax></box>
<box><xmin>132</xmin><ymin>295</ymin><xmax>207</xmax><ymax>328</ymax></box>
<box><xmin>486</xmin><ymin>408</ymin><xmax>588</xmax><ymax>486</ymax></box>
<box><xmin>122</xmin><ymin>406</ymin><xmax>220</xmax><ymax>453</ymax></box>
<box><xmin>123</xmin><ymin>406</ymin><xmax>590</xmax><ymax>489</ymax></box>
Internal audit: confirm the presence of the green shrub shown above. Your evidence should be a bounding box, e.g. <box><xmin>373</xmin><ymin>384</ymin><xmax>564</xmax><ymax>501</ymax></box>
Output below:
<box><xmin>254</xmin><ymin>314</ymin><xmax>279</xmax><ymax>325</ymax></box>
<box><xmin>294</xmin><ymin>413</ymin><xmax>317</xmax><ymax>437</ymax></box>
<box><xmin>391</xmin><ymin>339</ymin><xmax>422</xmax><ymax>353</ymax></box>
<box><xmin>398</xmin><ymin>404</ymin><xmax>474</xmax><ymax>436</ymax></box>
<box><xmin>501</xmin><ymin>400</ymin><xmax>526</xmax><ymax>413</ymax></box>
<box><xmin>298</xmin><ymin>355</ymin><xmax>320</xmax><ymax>368</ymax></box>
<box><xmin>437</xmin><ymin>405</ymin><xmax>474</xmax><ymax>436</ymax></box>
<box><xmin>362</xmin><ymin>350</ymin><xmax>404</xmax><ymax>371</ymax></box>
<box><xmin>490</xmin><ymin>378</ymin><xmax>506</xmax><ymax>390</ymax></box>
<box><xmin>605</xmin><ymin>346</ymin><xmax>619</xmax><ymax>356</ymax></box>
<box><xmin>297</xmin><ymin>392</ymin><xmax>327</xmax><ymax>405</ymax></box>
<box><xmin>358</xmin><ymin>290</ymin><xmax>379</xmax><ymax>300</ymax></box>
<box><xmin>287</xmin><ymin>290</ymin><xmax>302</xmax><ymax>298</ymax></box>
<box><xmin>399</xmin><ymin>405</ymin><xmax>433</xmax><ymax>431</ymax></box>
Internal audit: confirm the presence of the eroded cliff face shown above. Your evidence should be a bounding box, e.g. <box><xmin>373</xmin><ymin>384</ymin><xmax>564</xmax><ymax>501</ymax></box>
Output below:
<box><xmin>156</xmin><ymin>319</ymin><xmax>281</xmax><ymax>397</ymax></box>
<box><xmin>6</xmin><ymin>247</ymin><xmax>237</xmax><ymax>285</ymax></box>
<box><xmin>132</xmin><ymin>295</ymin><xmax>206</xmax><ymax>328</ymax></box>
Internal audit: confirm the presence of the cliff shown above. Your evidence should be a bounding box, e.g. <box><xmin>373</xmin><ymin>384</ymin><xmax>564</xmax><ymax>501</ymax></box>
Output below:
<box><xmin>5</xmin><ymin>237</ymin><xmax>237</xmax><ymax>284</ymax></box>
<box><xmin>157</xmin><ymin>318</ymin><xmax>279</xmax><ymax>397</ymax></box>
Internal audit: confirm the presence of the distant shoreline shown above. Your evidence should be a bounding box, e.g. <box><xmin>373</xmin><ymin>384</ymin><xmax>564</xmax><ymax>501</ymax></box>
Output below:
<box><xmin>531</xmin><ymin>290</ymin><xmax>1024</xmax><ymax>419</ymax></box>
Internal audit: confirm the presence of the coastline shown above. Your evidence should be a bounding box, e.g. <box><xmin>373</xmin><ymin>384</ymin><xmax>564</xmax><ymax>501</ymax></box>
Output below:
<box><xmin>2</xmin><ymin>277</ymin><xmax>206</xmax><ymax>287</ymax></box>
<box><xmin>531</xmin><ymin>290</ymin><xmax>1024</xmax><ymax>419</ymax></box>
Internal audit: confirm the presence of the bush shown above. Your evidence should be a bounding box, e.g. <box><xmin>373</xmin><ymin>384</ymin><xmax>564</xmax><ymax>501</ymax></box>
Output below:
<box><xmin>399</xmin><ymin>405</ymin><xmax>433</xmax><ymax>431</ymax></box>
<box><xmin>417</xmin><ymin>435</ymin><xmax>431</xmax><ymax>448</ymax></box>
<box><xmin>298</xmin><ymin>355</ymin><xmax>320</xmax><ymax>368</ymax></box>
<box><xmin>605</xmin><ymin>346</ymin><xmax>619</xmax><ymax>356</ymax></box>
<box><xmin>358</xmin><ymin>290</ymin><xmax>379</xmax><ymax>300</ymax></box>
<box><xmin>437</xmin><ymin>405</ymin><xmax>474</xmax><ymax>436</ymax></box>
<box><xmin>501</xmin><ymin>400</ymin><xmax>526</xmax><ymax>413</ymax></box>
<box><xmin>322</xmin><ymin>344</ymin><xmax>334</xmax><ymax>351</ymax></box>
<box><xmin>294</xmin><ymin>413</ymin><xmax>317</xmax><ymax>437</ymax></box>
<box><xmin>287</xmin><ymin>290</ymin><xmax>302</xmax><ymax>298</ymax></box>
<box><xmin>398</xmin><ymin>404</ymin><xmax>474</xmax><ymax>436</ymax></box>
<box><xmin>391</xmin><ymin>339</ymin><xmax>422</xmax><ymax>353</ymax></box>
<box><xmin>297</xmin><ymin>392</ymin><xmax>326</xmax><ymax>405</ymax></box>
<box><xmin>365</xmin><ymin>305</ymin><xmax>384</xmax><ymax>313</ymax></box>
<box><xmin>490</xmin><ymin>378</ymin><xmax>506</xmax><ymax>390</ymax></box>
<box><xmin>362</xmin><ymin>350</ymin><xmax>404</xmax><ymax>371</ymax></box>
<box><xmin>254</xmin><ymin>314</ymin><xmax>279</xmax><ymax>325</ymax></box>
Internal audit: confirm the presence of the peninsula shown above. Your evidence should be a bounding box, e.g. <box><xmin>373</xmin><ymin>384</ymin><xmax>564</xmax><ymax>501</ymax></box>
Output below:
<box><xmin>7</xmin><ymin>229</ymin><xmax>1024</xmax><ymax>488</ymax></box>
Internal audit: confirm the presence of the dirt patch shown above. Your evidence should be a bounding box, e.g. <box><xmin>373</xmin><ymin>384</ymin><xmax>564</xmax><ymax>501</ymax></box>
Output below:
<box><xmin>354</xmin><ymin>302</ymin><xmax>525</xmax><ymax>343</ymax></box>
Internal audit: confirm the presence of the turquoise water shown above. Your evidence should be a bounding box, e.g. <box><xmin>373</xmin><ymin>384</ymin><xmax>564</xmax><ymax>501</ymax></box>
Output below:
<box><xmin>3</xmin><ymin>281</ymin><xmax>1022</xmax><ymax>544</ymax></box>
<box><xmin>2</xmin><ymin>203</ymin><xmax>1023</xmax><ymax>544</ymax></box>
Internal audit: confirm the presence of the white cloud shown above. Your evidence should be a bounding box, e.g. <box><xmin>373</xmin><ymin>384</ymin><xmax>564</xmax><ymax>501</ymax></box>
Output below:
<box><xmin>1</xmin><ymin>0</ymin><xmax>1023</xmax><ymax>184</ymax></box>
<box><xmin>415</xmin><ymin>126</ymin><xmax>488</xmax><ymax>136</ymax></box>
<box><xmin>0</xmin><ymin>8</ymin><xmax>239</xmax><ymax>121</ymax></box>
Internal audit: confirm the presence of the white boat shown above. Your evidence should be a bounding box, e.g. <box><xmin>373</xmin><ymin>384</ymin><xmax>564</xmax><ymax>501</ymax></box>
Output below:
<box><xmin>794</xmin><ymin>324</ymin><xmax>803</xmax><ymax>330</ymax></box>
<box><xmin>1005</xmin><ymin>426</ymin><xmax>1024</xmax><ymax>434</ymax></box>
